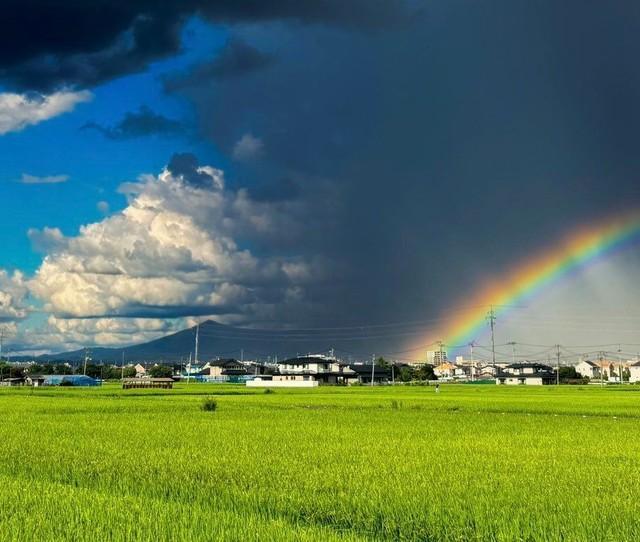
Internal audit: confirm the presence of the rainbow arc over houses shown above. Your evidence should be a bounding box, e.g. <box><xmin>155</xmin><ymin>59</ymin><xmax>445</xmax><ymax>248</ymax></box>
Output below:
<box><xmin>420</xmin><ymin>212</ymin><xmax>640</xmax><ymax>351</ymax></box>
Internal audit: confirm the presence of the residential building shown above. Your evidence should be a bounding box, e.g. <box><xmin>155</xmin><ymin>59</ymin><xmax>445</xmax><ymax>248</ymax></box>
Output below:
<box><xmin>629</xmin><ymin>362</ymin><xmax>640</xmax><ymax>383</ymax></box>
<box><xmin>433</xmin><ymin>362</ymin><xmax>457</xmax><ymax>378</ymax></box>
<box><xmin>266</xmin><ymin>355</ymin><xmax>392</xmax><ymax>386</ymax></box>
<box><xmin>496</xmin><ymin>363</ymin><xmax>556</xmax><ymax>385</ymax></box>
<box><xmin>343</xmin><ymin>364</ymin><xmax>392</xmax><ymax>385</ymax></box>
<box><xmin>200</xmin><ymin>359</ymin><xmax>246</xmax><ymax>378</ymax></box>
<box><xmin>427</xmin><ymin>349</ymin><xmax>448</xmax><ymax>365</ymax></box>
<box><xmin>575</xmin><ymin>360</ymin><xmax>600</xmax><ymax>379</ymax></box>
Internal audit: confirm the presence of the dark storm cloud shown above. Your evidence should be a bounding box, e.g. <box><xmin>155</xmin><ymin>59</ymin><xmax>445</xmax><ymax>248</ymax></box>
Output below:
<box><xmin>81</xmin><ymin>106</ymin><xmax>184</xmax><ymax>140</ymax></box>
<box><xmin>164</xmin><ymin>38</ymin><xmax>274</xmax><ymax>92</ymax></box>
<box><xmin>169</xmin><ymin>0</ymin><xmax>640</xmax><ymax>333</ymax></box>
<box><xmin>249</xmin><ymin>177</ymin><xmax>300</xmax><ymax>202</ymax></box>
<box><xmin>167</xmin><ymin>152</ymin><xmax>215</xmax><ymax>189</ymax></box>
<box><xmin>0</xmin><ymin>0</ymin><xmax>413</xmax><ymax>91</ymax></box>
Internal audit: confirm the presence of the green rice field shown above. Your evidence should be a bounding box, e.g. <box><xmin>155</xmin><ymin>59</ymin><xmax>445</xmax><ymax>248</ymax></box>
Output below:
<box><xmin>0</xmin><ymin>383</ymin><xmax>639</xmax><ymax>541</ymax></box>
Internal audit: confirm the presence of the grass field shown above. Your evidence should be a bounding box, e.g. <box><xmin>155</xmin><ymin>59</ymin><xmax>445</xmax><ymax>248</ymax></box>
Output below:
<box><xmin>0</xmin><ymin>383</ymin><xmax>638</xmax><ymax>541</ymax></box>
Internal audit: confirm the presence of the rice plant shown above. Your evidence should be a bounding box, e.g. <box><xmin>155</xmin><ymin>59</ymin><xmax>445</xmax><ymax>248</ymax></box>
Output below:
<box><xmin>0</xmin><ymin>384</ymin><xmax>636</xmax><ymax>540</ymax></box>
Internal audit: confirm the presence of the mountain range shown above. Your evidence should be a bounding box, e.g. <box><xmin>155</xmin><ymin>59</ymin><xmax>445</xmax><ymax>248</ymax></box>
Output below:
<box><xmin>36</xmin><ymin>320</ymin><xmax>407</xmax><ymax>364</ymax></box>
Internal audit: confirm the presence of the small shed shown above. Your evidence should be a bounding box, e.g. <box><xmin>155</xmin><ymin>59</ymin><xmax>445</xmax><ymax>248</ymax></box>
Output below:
<box><xmin>123</xmin><ymin>378</ymin><xmax>174</xmax><ymax>389</ymax></box>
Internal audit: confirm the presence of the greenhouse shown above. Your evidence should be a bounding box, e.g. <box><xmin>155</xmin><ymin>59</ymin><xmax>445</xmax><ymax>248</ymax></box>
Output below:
<box><xmin>35</xmin><ymin>375</ymin><xmax>99</xmax><ymax>387</ymax></box>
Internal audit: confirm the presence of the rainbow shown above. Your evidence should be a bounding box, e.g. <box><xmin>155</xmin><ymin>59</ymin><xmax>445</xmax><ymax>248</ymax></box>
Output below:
<box><xmin>419</xmin><ymin>211</ymin><xmax>640</xmax><ymax>351</ymax></box>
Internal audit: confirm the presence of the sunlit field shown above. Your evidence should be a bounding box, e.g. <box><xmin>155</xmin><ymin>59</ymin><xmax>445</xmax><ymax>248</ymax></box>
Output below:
<box><xmin>1</xmin><ymin>383</ymin><xmax>639</xmax><ymax>541</ymax></box>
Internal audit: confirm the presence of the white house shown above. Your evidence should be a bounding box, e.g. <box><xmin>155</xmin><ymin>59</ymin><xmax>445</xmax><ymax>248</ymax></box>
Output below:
<box><xmin>496</xmin><ymin>363</ymin><xmax>555</xmax><ymax>386</ymax></box>
<box><xmin>266</xmin><ymin>355</ymin><xmax>391</xmax><ymax>386</ymax></box>
<box><xmin>434</xmin><ymin>362</ymin><xmax>457</xmax><ymax>378</ymax></box>
<box><xmin>199</xmin><ymin>359</ymin><xmax>245</xmax><ymax>378</ymax></box>
<box><xmin>575</xmin><ymin>360</ymin><xmax>600</xmax><ymax>379</ymax></box>
<box><xmin>629</xmin><ymin>362</ymin><xmax>640</xmax><ymax>383</ymax></box>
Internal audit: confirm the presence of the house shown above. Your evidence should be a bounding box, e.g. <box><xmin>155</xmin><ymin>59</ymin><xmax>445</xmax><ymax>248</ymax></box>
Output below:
<box><xmin>496</xmin><ymin>363</ymin><xmax>556</xmax><ymax>385</ymax></box>
<box><xmin>273</xmin><ymin>355</ymin><xmax>346</xmax><ymax>385</ymax></box>
<box><xmin>575</xmin><ymin>360</ymin><xmax>600</xmax><ymax>379</ymax></box>
<box><xmin>134</xmin><ymin>363</ymin><xmax>146</xmax><ymax>377</ymax></box>
<box><xmin>260</xmin><ymin>355</ymin><xmax>392</xmax><ymax>386</ymax></box>
<box><xmin>242</xmin><ymin>362</ymin><xmax>274</xmax><ymax>376</ymax></box>
<box><xmin>25</xmin><ymin>375</ymin><xmax>46</xmax><ymax>387</ymax></box>
<box><xmin>434</xmin><ymin>362</ymin><xmax>457</xmax><ymax>379</ymax></box>
<box><xmin>477</xmin><ymin>364</ymin><xmax>499</xmax><ymax>377</ymax></box>
<box><xmin>199</xmin><ymin>359</ymin><xmax>246</xmax><ymax>378</ymax></box>
<box><xmin>629</xmin><ymin>362</ymin><xmax>640</xmax><ymax>383</ymax></box>
<box><xmin>342</xmin><ymin>364</ymin><xmax>392</xmax><ymax>385</ymax></box>
<box><xmin>580</xmin><ymin>359</ymin><xmax>629</xmax><ymax>382</ymax></box>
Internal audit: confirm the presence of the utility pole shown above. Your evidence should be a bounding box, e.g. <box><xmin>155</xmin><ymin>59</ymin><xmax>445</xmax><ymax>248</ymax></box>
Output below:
<box><xmin>599</xmin><ymin>351</ymin><xmax>604</xmax><ymax>388</ymax></box>
<box><xmin>555</xmin><ymin>344</ymin><xmax>561</xmax><ymax>385</ymax></box>
<box><xmin>370</xmin><ymin>354</ymin><xmax>375</xmax><ymax>387</ymax></box>
<box><xmin>618</xmin><ymin>346</ymin><xmax>624</xmax><ymax>385</ymax></box>
<box><xmin>121</xmin><ymin>351</ymin><xmax>125</xmax><ymax>380</ymax></box>
<box><xmin>487</xmin><ymin>306</ymin><xmax>497</xmax><ymax>365</ymax></box>
<box><xmin>469</xmin><ymin>342</ymin><xmax>475</xmax><ymax>381</ymax></box>
<box><xmin>83</xmin><ymin>348</ymin><xmax>90</xmax><ymax>376</ymax></box>
<box><xmin>194</xmin><ymin>323</ymin><xmax>199</xmax><ymax>366</ymax></box>
<box><xmin>240</xmin><ymin>348</ymin><xmax>244</xmax><ymax>363</ymax></box>
<box><xmin>507</xmin><ymin>341</ymin><xmax>516</xmax><ymax>364</ymax></box>
<box><xmin>0</xmin><ymin>327</ymin><xmax>3</xmax><ymax>362</ymax></box>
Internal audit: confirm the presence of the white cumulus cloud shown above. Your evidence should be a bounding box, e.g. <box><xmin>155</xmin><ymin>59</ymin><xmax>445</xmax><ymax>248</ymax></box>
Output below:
<box><xmin>0</xmin><ymin>90</ymin><xmax>92</xmax><ymax>135</ymax></box>
<box><xmin>0</xmin><ymin>270</ymin><xmax>29</xmax><ymax>322</ymax></box>
<box><xmin>29</xmin><ymin>157</ymin><xmax>324</xmax><ymax>325</ymax></box>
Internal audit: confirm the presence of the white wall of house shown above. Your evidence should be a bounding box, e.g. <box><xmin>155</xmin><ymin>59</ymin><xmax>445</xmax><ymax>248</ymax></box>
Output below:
<box><xmin>247</xmin><ymin>378</ymin><xmax>318</xmax><ymax>388</ymax></box>
<box><xmin>496</xmin><ymin>376</ymin><xmax>545</xmax><ymax>386</ymax></box>
<box><xmin>575</xmin><ymin>361</ymin><xmax>599</xmax><ymax>378</ymax></box>
<box><xmin>628</xmin><ymin>365</ymin><xmax>640</xmax><ymax>383</ymax></box>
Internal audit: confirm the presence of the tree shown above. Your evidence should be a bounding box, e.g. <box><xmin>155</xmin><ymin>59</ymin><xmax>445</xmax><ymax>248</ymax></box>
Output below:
<box><xmin>558</xmin><ymin>366</ymin><xmax>580</xmax><ymax>383</ymax></box>
<box><xmin>376</xmin><ymin>357</ymin><xmax>390</xmax><ymax>369</ymax></box>
<box><xmin>398</xmin><ymin>366</ymin><xmax>413</xmax><ymax>382</ymax></box>
<box><xmin>149</xmin><ymin>365</ymin><xmax>173</xmax><ymax>378</ymax></box>
<box><xmin>416</xmin><ymin>364</ymin><xmax>436</xmax><ymax>381</ymax></box>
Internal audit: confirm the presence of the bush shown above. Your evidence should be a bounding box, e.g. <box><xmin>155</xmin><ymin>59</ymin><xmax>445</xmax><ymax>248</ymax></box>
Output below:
<box><xmin>263</xmin><ymin>388</ymin><xmax>275</xmax><ymax>394</ymax></box>
<box><xmin>201</xmin><ymin>397</ymin><xmax>218</xmax><ymax>412</ymax></box>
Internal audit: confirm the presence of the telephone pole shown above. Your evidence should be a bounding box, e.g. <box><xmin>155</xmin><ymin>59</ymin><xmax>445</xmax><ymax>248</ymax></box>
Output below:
<box><xmin>555</xmin><ymin>344</ymin><xmax>561</xmax><ymax>385</ymax></box>
<box><xmin>599</xmin><ymin>351</ymin><xmax>605</xmax><ymax>387</ymax></box>
<box><xmin>0</xmin><ymin>327</ymin><xmax>3</xmax><ymax>361</ymax></box>
<box><xmin>194</xmin><ymin>323</ymin><xmax>200</xmax><ymax>366</ymax></box>
<box><xmin>83</xmin><ymin>348</ymin><xmax>91</xmax><ymax>376</ymax></box>
<box><xmin>507</xmin><ymin>341</ymin><xmax>516</xmax><ymax>364</ymax></box>
<box><xmin>370</xmin><ymin>354</ymin><xmax>375</xmax><ymax>387</ymax></box>
<box><xmin>618</xmin><ymin>346</ymin><xmax>624</xmax><ymax>385</ymax></box>
<box><xmin>469</xmin><ymin>342</ymin><xmax>475</xmax><ymax>381</ymax></box>
<box><xmin>487</xmin><ymin>306</ymin><xmax>497</xmax><ymax>365</ymax></box>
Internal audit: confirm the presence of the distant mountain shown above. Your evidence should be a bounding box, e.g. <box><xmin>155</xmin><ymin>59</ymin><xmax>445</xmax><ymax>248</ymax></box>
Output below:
<box><xmin>38</xmin><ymin>320</ymin><xmax>407</xmax><ymax>363</ymax></box>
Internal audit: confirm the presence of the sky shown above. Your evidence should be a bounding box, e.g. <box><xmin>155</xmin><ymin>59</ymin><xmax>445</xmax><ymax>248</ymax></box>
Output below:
<box><xmin>2</xmin><ymin>1</ymin><xmax>640</xmax><ymax>359</ymax></box>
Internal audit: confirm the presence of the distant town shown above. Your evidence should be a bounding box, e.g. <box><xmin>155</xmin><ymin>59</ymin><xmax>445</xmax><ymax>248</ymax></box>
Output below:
<box><xmin>1</xmin><ymin>345</ymin><xmax>638</xmax><ymax>388</ymax></box>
